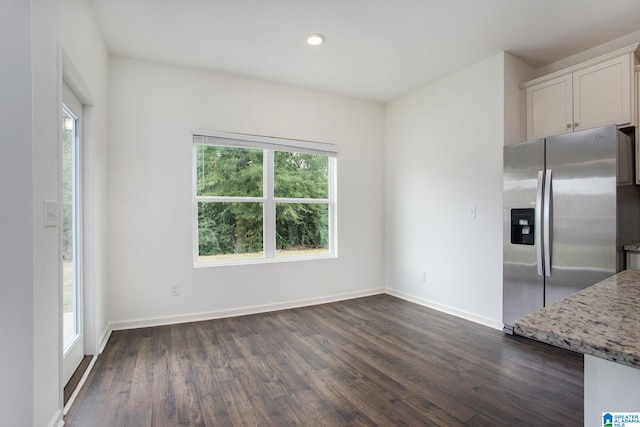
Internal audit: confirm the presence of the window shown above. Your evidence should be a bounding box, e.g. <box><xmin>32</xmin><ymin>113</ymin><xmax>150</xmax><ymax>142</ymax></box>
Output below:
<box><xmin>193</xmin><ymin>131</ymin><xmax>337</xmax><ymax>266</ymax></box>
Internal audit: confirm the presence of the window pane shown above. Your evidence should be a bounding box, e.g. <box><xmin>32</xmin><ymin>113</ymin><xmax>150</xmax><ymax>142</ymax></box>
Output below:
<box><xmin>196</xmin><ymin>145</ymin><xmax>263</xmax><ymax>197</ymax></box>
<box><xmin>198</xmin><ymin>202</ymin><xmax>263</xmax><ymax>261</ymax></box>
<box><xmin>62</xmin><ymin>109</ymin><xmax>77</xmax><ymax>350</ymax></box>
<box><xmin>276</xmin><ymin>203</ymin><xmax>329</xmax><ymax>256</ymax></box>
<box><xmin>274</xmin><ymin>152</ymin><xmax>328</xmax><ymax>199</ymax></box>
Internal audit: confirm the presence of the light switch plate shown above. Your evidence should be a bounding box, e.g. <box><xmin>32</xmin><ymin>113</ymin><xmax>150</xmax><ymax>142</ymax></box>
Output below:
<box><xmin>467</xmin><ymin>204</ymin><xmax>477</xmax><ymax>218</ymax></box>
<box><xmin>44</xmin><ymin>200</ymin><xmax>58</xmax><ymax>227</ymax></box>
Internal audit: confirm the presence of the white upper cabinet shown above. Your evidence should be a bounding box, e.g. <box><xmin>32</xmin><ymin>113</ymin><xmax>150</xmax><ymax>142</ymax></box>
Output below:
<box><xmin>522</xmin><ymin>45</ymin><xmax>638</xmax><ymax>141</ymax></box>
<box><xmin>573</xmin><ymin>55</ymin><xmax>632</xmax><ymax>131</ymax></box>
<box><xmin>526</xmin><ymin>74</ymin><xmax>573</xmax><ymax>139</ymax></box>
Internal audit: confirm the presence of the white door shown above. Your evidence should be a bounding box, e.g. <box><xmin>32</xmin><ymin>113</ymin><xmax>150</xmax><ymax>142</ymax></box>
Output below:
<box><xmin>62</xmin><ymin>82</ymin><xmax>84</xmax><ymax>385</ymax></box>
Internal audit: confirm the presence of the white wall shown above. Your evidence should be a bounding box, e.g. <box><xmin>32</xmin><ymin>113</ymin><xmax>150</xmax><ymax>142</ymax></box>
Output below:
<box><xmin>0</xmin><ymin>1</ymin><xmax>34</xmax><ymax>425</ymax></box>
<box><xmin>384</xmin><ymin>53</ymin><xmax>507</xmax><ymax>328</ymax></box>
<box><xmin>30</xmin><ymin>0</ymin><xmax>110</xmax><ymax>425</ymax></box>
<box><xmin>31</xmin><ymin>0</ymin><xmax>62</xmax><ymax>423</ymax></box>
<box><xmin>107</xmin><ymin>57</ymin><xmax>385</xmax><ymax>328</ymax></box>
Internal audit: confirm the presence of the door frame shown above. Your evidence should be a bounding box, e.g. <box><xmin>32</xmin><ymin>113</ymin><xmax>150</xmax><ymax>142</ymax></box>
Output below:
<box><xmin>58</xmin><ymin>48</ymin><xmax>97</xmax><ymax>405</ymax></box>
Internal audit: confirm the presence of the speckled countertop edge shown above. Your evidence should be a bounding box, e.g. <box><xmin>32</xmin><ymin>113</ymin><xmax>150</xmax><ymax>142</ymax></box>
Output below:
<box><xmin>514</xmin><ymin>269</ymin><xmax>640</xmax><ymax>369</ymax></box>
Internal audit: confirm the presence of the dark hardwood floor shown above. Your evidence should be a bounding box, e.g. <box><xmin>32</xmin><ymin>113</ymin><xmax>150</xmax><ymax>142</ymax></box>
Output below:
<box><xmin>65</xmin><ymin>295</ymin><xmax>583</xmax><ymax>426</ymax></box>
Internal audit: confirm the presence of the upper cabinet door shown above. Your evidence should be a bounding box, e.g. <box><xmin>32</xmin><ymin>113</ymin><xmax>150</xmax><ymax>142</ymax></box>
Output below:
<box><xmin>573</xmin><ymin>55</ymin><xmax>632</xmax><ymax>132</ymax></box>
<box><xmin>526</xmin><ymin>74</ymin><xmax>573</xmax><ymax>140</ymax></box>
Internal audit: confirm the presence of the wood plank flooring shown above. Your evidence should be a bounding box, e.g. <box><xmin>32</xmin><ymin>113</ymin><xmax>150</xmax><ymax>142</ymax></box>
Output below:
<box><xmin>65</xmin><ymin>295</ymin><xmax>583</xmax><ymax>426</ymax></box>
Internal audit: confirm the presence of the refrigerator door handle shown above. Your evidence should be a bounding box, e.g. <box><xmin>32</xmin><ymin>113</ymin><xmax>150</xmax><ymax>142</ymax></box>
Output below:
<box><xmin>536</xmin><ymin>170</ymin><xmax>544</xmax><ymax>276</ymax></box>
<box><xmin>544</xmin><ymin>169</ymin><xmax>553</xmax><ymax>277</ymax></box>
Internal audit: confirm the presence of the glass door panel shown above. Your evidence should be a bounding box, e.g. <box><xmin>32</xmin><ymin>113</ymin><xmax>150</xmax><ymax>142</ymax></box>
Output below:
<box><xmin>62</xmin><ymin>82</ymin><xmax>84</xmax><ymax>386</ymax></box>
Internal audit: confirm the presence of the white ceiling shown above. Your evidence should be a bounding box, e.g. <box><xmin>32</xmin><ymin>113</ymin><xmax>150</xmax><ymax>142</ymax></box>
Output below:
<box><xmin>89</xmin><ymin>0</ymin><xmax>640</xmax><ymax>103</ymax></box>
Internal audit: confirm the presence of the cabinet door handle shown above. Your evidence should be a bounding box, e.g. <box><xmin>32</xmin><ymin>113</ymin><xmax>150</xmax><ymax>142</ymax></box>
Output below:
<box><xmin>566</xmin><ymin>124</ymin><xmax>572</xmax><ymax>128</ymax></box>
<box><xmin>574</xmin><ymin>122</ymin><xmax>579</xmax><ymax>127</ymax></box>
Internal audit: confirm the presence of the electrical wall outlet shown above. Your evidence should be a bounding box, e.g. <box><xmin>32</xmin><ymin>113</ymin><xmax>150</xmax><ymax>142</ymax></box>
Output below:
<box><xmin>420</xmin><ymin>271</ymin><xmax>427</xmax><ymax>283</ymax></box>
<box><xmin>169</xmin><ymin>283</ymin><xmax>180</xmax><ymax>296</ymax></box>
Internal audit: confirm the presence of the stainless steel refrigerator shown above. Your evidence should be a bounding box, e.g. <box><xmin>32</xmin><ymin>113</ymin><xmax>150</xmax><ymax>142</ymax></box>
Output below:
<box><xmin>503</xmin><ymin>125</ymin><xmax>640</xmax><ymax>334</ymax></box>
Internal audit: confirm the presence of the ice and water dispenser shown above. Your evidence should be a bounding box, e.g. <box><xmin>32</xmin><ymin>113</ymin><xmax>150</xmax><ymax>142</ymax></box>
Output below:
<box><xmin>510</xmin><ymin>208</ymin><xmax>535</xmax><ymax>245</ymax></box>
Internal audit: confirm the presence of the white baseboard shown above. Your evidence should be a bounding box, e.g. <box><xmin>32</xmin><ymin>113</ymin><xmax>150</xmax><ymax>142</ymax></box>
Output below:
<box><xmin>386</xmin><ymin>288</ymin><xmax>503</xmax><ymax>331</ymax></box>
<box><xmin>46</xmin><ymin>409</ymin><xmax>63</xmax><ymax>427</ymax></box>
<box><xmin>108</xmin><ymin>288</ymin><xmax>386</xmax><ymax>332</ymax></box>
<box><xmin>97</xmin><ymin>325</ymin><xmax>112</xmax><ymax>354</ymax></box>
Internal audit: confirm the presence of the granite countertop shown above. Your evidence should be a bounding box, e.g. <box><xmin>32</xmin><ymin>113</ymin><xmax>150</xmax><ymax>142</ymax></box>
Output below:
<box><xmin>624</xmin><ymin>242</ymin><xmax>640</xmax><ymax>252</ymax></box>
<box><xmin>514</xmin><ymin>269</ymin><xmax>640</xmax><ymax>369</ymax></box>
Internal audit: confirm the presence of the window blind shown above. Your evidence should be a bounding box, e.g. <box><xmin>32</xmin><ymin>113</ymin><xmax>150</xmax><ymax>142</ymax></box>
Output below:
<box><xmin>193</xmin><ymin>130</ymin><xmax>338</xmax><ymax>157</ymax></box>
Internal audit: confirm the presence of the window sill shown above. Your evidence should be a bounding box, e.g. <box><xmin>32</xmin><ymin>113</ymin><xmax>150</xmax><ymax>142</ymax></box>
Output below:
<box><xmin>193</xmin><ymin>252</ymin><xmax>337</xmax><ymax>268</ymax></box>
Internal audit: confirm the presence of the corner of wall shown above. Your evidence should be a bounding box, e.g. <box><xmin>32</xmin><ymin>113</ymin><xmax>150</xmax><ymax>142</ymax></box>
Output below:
<box><xmin>98</xmin><ymin>323</ymin><xmax>113</xmax><ymax>354</ymax></box>
<box><xmin>503</xmin><ymin>53</ymin><xmax>535</xmax><ymax>145</ymax></box>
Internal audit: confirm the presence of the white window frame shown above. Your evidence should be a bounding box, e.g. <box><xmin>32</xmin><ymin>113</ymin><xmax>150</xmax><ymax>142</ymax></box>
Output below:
<box><xmin>193</xmin><ymin>130</ymin><xmax>338</xmax><ymax>267</ymax></box>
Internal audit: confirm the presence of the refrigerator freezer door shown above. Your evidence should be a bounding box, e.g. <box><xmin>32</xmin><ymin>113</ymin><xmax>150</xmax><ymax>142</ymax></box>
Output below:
<box><xmin>545</xmin><ymin>126</ymin><xmax>617</xmax><ymax>306</ymax></box>
<box><xmin>503</xmin><ymin>139</ymin><xmax>545</xmax><ymax>331</ymax></box>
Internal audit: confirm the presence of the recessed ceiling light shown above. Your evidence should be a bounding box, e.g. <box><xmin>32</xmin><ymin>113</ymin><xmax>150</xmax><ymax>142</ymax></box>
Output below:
<box><xmin>306</xmin><ymin>33</ymin><xmax>325</xmax><ymax>46</ymax></box>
